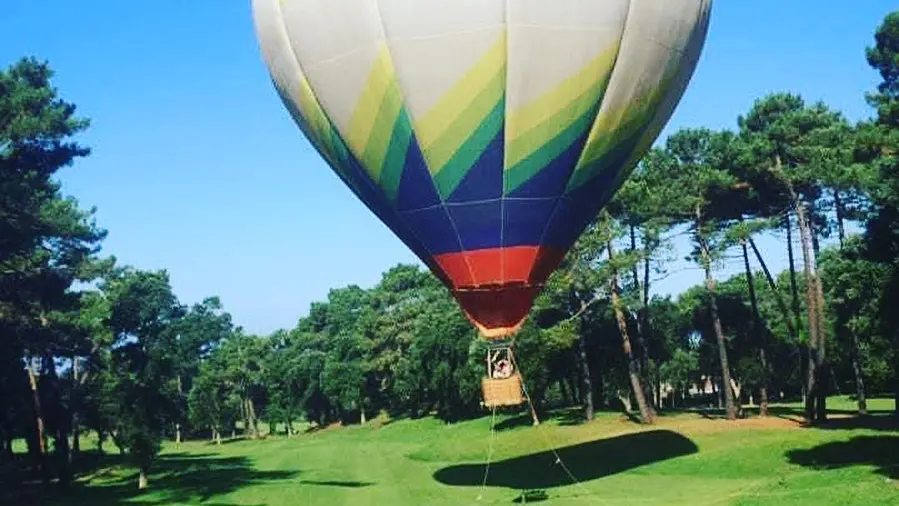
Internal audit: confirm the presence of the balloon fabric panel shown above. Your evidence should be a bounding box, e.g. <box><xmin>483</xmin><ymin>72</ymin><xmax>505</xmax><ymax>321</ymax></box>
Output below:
<box><xmin>253</xmin><ymin>0</ymin><xmax>713</xmax><ymax>337</ymax></box>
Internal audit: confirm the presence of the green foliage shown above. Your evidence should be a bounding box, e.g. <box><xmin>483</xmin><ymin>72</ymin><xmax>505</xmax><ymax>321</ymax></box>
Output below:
<box><xmin>659</xmin><ymin>349</ymin><xmax>699</xmax><ymax>395</ymax></box>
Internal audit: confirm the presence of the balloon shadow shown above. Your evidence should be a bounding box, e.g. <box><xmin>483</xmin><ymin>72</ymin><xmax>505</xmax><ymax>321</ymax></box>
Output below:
<box><xmin>433</xmin><ymin>430</ymin><xmax>698</xmax><ymax>490</ymax></box>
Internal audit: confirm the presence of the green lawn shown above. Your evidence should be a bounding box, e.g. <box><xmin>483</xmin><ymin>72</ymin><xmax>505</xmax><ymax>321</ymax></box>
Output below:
<box><xmin>8</xmin><ymin>396</ymin><xmax>898</xmax><ymax>505</ymax></box>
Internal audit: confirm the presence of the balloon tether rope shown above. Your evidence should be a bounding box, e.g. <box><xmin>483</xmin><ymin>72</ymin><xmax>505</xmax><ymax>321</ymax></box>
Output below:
<box><xmin>476</xmin><ymin>405</ymin><xmax>498</xmax><ymax>501</ymax></box>
<box><xmin>507</xmin><ymin>350</ymin><xmax>610</xmax><ymax>505</ymax></box>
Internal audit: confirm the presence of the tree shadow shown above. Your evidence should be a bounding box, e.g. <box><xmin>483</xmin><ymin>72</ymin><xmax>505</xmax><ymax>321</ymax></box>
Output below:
<box><xmin>2</xmin><ymin>451</ymin><xmax>298</xmax><ymax>506</ymax></box>
<box><xmin>756</xmin><ymin>405</ymin><xmax>898</xmax><ymax>431</ymax></box>
<box><xmin>813</xmin><ymin>415</ymin><xmax>899</xmax><ymax>432</ymax></box>
<box><xmin>786</xmin><ymin>435</ymin><xmax>899</xmax><ymax>480</ymax></box>
<box><xmin>433</xmin><ymin>430</ymin><xmax>698</xmax><ymax>490</ymax></box>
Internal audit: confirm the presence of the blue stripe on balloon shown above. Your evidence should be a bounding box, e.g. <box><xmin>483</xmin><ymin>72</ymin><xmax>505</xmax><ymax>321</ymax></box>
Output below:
<box><xmin>395</xmin><ymin>138</ymin><xmax>441</xmax><ymax>212</ymax></box>
<box><xmin>446</xmin><ymin>129</ymin><xmax>504</xmax><ymax>204</ymax></box>
<box><xmin>400</xmin><ymin>205</ymin><xmax>463</xmax><ymax>254</ymax></box>
<box><xmin>542</xmin><ymin>145</ymin><xmax>633</xmax><ymax>250</ymax></box>
<box><xmin>323</xmin><ymin>134</ymin><xmax>435</xmax><ymax>264</ymax></box>
<box><xmin>446</xmin><ymin>200</ymin><xmax>503</xmax><ymax>251</ymax></box>
<box><xmin>502</xmin><ymin>198</ymin><xmax>558</xmax><ymax>247</ymax></box>
<box><xmin>506</xmin><ymin>129</ymin><xmax>591</xmax><ymax>200</ymax></box>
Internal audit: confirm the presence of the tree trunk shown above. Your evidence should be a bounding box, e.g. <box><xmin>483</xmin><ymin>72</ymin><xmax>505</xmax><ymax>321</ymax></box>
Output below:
<box><xmin>730</xmin><ymin>378</ymin><xmax>742</xmax><ymax>409</ymax></box>
<box><xmin>834</xmin><ymin>190</ymin><xmax>847</xmax><ymax>249</ymax></box>
<box><xmin>44</xmin><ymin>353</ymin><xmax>71</xmax><ymax>488</ymax></box>
<box><xmin>360</xmin><ymin>409</ymin><xmax>367</xmax><ymax>425</ymax></box>
<box><xmin>630</xmin><ymin>225</ymin><xmax>656</xmax><ymax>409</ymax></box>
<box><xmin>749</xmin><ymin>238</ymin><xmax>798</xmax><ymax>342</ymax></box>
<box><xmin>894</xmin><ymin>376</ymin><xmax>899</xmax><ymax>418</ymax></box>
<box><xmin>567</xmin><ymin>376</ymin><xmax>580</xmax><ymax>406</ymax></box>
<box><xmin>643</xmin><ymin>245</ymin><xmax>662</xmax><ymax>410</ymax></box>
<box><xmin>785</xmin><ymin>213</ymin><xmax>809</xmax><ymax>405</ymax></box>
<box><xmin>609</xmin><ymin>240</ymin><xmax>655</xmax><ymax>424</ymax></box>
<box><xmin>138</xmin><ymin>466</ymin><xmax>149</xmax><ymax>490</ymax></box>
<box><xmin>698</xmin><ymin>233</ymin><xmax>737</xmax><ymax>420</ymax></box>
<box><xmin>596</xmin><ymin>371</ymin><xmax>605</xmax><ymax>410</ymax></box>
<box><xmin>25</xmin><ymin>358</ymin><xmax>47</xmax><ymax>481</ymax></box>
<box><xmin>577</xmin><ymin>331</ymin><xmax>594</xmax><ymax>422</ymax></box>
<box><xmin>25</xmin><ymin>360</ymin><xmax>46</xmax><ymax>454</ymax></box>
<box><xmin>71</xmin><ymin>357</ymin><xmax>80</xmax><ymax>460</ymax></box>
<box><xmin>617</xmin><ymin>391</ymin><xmax>633</xmax><ymax>413</ymax></box>
<box><xmin>528</xmin><ymin>398</ymin><xmax>541</xmax><ymax>426</ymax></box>
<box><xmin>814</xmin><ymin>260</ymin><xmax>829</xmax><ymax>422</ymax></box>
<box><xmin>713</xmin><ymin>378</ymin><xmax>722</xmax><ymax>408</ymax></box>
<box><xmin>742</xmin><ymin>241</ymin><xmax>769</xmax><ymax>417</ymax></box>
<box><xmin>850</xmin><ymin>330</ymin><xmax>868</xmax><ymax>415</ymax></box>
<box><xmin>655</xmin><ymin>362</ymin><xmax>662</xmax><ymax>410</ymax></box>
<box><xmin>793</xmin><ymin>195</ymin><xmax>821</xmax><ymax>423</ymax></box>
<box><xmin>248</xmin><ymin>398</ymin><xmax>259</xmax><ymax>437</ymax></box>
<box><xmin>240</xmin><ymin>395</ymin><xmax>248</xmax><ymax>437</ymax></box>
<box><xmin>792</xmin><ymin>189</ymin><xmax>830</xmax><ymax>423</ymax></box>
<box><xmin>4</xmin><ymin>435</ymin><xmax>13</xmax><ymax>461</ymax></box>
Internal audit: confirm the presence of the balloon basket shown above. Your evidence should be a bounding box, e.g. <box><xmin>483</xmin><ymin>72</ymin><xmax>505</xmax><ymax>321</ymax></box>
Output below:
<box><xmin>482</xmin><ymin>341</ymin><xmax>524</xmax><ymax>408</ymax></box>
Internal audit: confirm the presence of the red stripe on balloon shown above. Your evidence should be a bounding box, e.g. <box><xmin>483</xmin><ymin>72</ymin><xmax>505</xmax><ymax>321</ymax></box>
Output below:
<box><xmin>431</xmin><ymin>246</ymin><xmax>567</xmax><ymax>337</ymax></box>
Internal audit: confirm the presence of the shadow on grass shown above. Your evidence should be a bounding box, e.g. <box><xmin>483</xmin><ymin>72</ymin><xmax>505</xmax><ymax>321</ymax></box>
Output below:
<box><xmin>494</xmin><ymin>414</ymin><xmax>535</xmax><ymax>432</ymax></box>
<box><xmin>298</xmin><ymin>480</ymin><xmax>373</xmax><ymax>488</ymax></box>
<box><xmin>433</xmin><ymin>429</ymin><xmax>698</xmax><ymax>490</ymax></box>
<box><xmin>786</xmin><ymin>435</ymin><xmax>899</xmax><ymax>480</ymax></box>
<box><xmin>814</xmin><ymin>415</ymin><xmax>899</xmax><ymax>432</ymax></box>
<box><xmin>1</xmin><ymin>451</ymin><xmax>298</xmax><ymax>506</ymax></box>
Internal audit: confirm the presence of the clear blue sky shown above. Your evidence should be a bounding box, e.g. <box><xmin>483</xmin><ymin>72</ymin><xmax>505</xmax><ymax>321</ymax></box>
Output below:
<box><xmin>1</xmin><ymin>1</ymin><xmax>891</xmax><ymax>335</ymax></box>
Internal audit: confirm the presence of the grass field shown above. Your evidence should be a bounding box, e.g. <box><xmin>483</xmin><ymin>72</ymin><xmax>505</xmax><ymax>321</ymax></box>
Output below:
<box><xmin>6</xmin><ymin>396</ymin><xmax>898</xmax><ymax>505</ymax></box>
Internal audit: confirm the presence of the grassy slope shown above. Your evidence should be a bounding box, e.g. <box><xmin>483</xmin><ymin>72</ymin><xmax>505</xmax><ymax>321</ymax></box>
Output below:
<box><xmin>13</xmin><ymin>396</ymin><xmax>899</xmax><ymax>506</ymax></box>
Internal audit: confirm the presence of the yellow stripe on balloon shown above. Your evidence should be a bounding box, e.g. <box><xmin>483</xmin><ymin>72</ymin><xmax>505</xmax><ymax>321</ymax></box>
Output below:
<box><xmin>347</xmin><ymin>45</ymin><xmax>397</xmax><ymax>181</ymax></box>
<box><xmin>295</xmin><ymin>74</ymin><xmax>338</xmax><ymax>156</ymax></box>
<box><xmin>415</xmin><ymin>34</ymin><xmax>507</xmax><ymax>174</ymax></box>
<box><xmin>505</xmin><ymin>42</ymin><xmax>620</xmax><ymax>169</ymax></box>
<box><xmin>567</xmin><ymin>71</ymin><xmax>678</xmax><ymax>191</ymax></box>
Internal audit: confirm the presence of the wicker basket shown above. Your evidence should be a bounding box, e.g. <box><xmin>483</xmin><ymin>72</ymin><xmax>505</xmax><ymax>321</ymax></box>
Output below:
<box><xmin>482</xmin><ymin>373</ymin><xmax>524</xmax><ymax>408</ymax></box>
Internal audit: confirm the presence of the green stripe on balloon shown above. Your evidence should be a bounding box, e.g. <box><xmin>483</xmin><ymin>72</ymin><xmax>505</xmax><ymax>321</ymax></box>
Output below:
<box><xmin>432</xmin><ymin>97</ymin><xmax>504</xmax><ymax>200</ymax></box>
<box><xmin>378</xmin><ymin>109</ymin><xmax>414</xmax><ymax>204</ymax></box>
<box><xmin>503</xmin><ymin>99</ymin><xmax>600</xmax><ymax>194</ymax></box>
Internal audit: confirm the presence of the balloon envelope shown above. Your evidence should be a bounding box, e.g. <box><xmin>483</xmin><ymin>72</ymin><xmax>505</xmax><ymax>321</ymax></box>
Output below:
<box><xmin>252</xmin><ymin>0</ymin><xmax>712</xmax><ymax>338</ymax></box>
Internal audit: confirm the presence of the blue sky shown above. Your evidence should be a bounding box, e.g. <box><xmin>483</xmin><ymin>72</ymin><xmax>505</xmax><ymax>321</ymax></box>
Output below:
<box><xmin>1</xmin><ymin>1</ymin><xmax>891</xmax><ymax>334</ymax></box>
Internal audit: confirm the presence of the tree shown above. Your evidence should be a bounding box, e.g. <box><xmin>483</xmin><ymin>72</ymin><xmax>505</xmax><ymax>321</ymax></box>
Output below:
<box><xmin>660</xmin><ymin>349</ymin><xmax>699</xmax><ymax>408</ymax></box>
<box><xmin>657</xmin><ymin>129</ymin><xmax>741</xmax><ymax>420</ymax></box>
<box><xmin>820</xmin><ymin>238</ymin><xmax>890</xmax><ymax>415</ymax></box>
<box><xmin>102</xmin><ymin>268</ymin><xmax>183</xmax><ymax>489</ymax></box>
<box><xmin>864</xmin><ymin>10</ymin><xmax>899</xmax><ymax>416</ymax></box>
<box><xmin>739</xmin><ymin>94</ymin><xmax>846</xmax><ymax>422</ymax></box>
<box><xmin>0</xmin><ymin>57</ymin><xmax>108</xmax><ymax>486</ymax></box>
<box><xmin>168</xmin><ymin>297</ymin><xmax>233</xmax><ymax>441</ymax></box>
<box><xmin>609</xmin><ymin>166</ymin><xmax>678</xmax><ymax>409</ymax></box>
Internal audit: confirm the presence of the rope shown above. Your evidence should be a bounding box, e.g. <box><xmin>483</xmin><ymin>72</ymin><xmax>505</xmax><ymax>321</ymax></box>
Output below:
<box><xmin>477</xmin><ymin>404</ymin><xmax>499</xmax><ymax>501</ymax></box>
<box><xmin>509</xmin><ymin>351</ymin><xmax>612</xmax><ymax>506</ymax></box>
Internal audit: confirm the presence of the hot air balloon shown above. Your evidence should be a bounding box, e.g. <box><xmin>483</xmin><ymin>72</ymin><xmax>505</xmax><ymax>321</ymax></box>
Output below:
<box><xmin>252</xmin><ymin>0</ymin><xmax>712</xmax><ymax>407</ymax></box>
